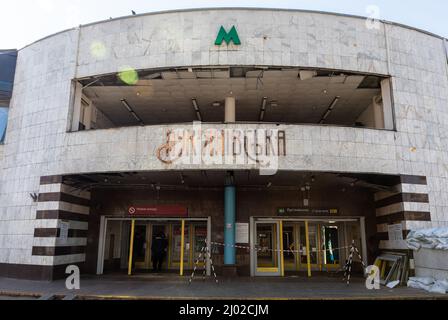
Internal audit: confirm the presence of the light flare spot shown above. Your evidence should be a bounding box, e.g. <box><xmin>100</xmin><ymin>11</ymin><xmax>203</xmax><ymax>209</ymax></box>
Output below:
<box><xmin>90</xmin><ymin>41</ymin><xmax>107</xmax><ymax>59</ymax></box>
<box><xmin>118</xmin><ymin>66</ymin><xmax>139</xmax><ymax>85</ymax></box>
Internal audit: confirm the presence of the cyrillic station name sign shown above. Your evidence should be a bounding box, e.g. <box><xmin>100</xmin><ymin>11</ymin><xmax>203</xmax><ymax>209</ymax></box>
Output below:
<box><xmin>156</xmin><ymin>124</ymin><xmax>286</xmax><ymax>175</ymax></box>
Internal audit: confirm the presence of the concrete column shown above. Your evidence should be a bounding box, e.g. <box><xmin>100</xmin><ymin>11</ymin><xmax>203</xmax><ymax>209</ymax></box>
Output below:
<box><xmin>372</xmin><ymin>95</ymin><xmax>385</xmax><ymax>129</ymax></box>
<box><xmin>224</xmin><ymin>173</ymin><xmax>236</xmax><ymax>265</ymax></box>
<box><xmin>381</xmin><ymin>79</ymin><xmax>394</xmax><ymax>130</ymax></box>
<box><xmin>224</xmin><ymin>97</ymin><xmax>236</xmax><ymax>123</ymax></box>
<box><xmin>70</xmin><ymin>82</ymin><xmax>83</xmax><ymax>131</ymax></box>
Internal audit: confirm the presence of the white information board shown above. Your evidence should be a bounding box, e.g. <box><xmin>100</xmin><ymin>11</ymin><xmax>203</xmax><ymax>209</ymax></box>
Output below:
<box><xmin>60</xmin><ymin>221</ymin><xmax>70</xmax><ymax>243</ymax></box>
<box><xmin>235</xmin><ymin>223</ymin><xmax>249</xmax><ymax>244</ymax></box>
<box><xmin>388</xmin><ymin>224</ymin><xmax>403</xmax><ymax>241</ymax></box>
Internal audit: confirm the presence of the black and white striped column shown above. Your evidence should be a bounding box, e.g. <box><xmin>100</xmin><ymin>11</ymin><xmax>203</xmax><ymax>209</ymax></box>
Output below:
<box><xmin>374</xmin><ymin>175</ymin><xmax>431</xmax><ymax>250</ymax></box>
<box><xmin>32</xmin><ymin>175</ymin><xmax>90</xmax><ymax>279</ymax></box>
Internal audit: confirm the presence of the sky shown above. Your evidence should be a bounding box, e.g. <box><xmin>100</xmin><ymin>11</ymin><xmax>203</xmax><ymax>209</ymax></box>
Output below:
<box><xmin>0</xmin><ymin>0</ymin><xmax>447</xmax><ymax>49</ymax></box>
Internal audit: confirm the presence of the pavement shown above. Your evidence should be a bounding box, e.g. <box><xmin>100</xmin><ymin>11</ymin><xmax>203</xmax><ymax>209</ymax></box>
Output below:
<box><xmin>0</xmin><ymin>274</ymin><xmax>446</xmax><ymax>300</ymax></box>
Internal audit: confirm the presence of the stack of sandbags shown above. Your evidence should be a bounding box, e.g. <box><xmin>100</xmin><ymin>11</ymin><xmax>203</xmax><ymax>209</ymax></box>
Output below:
<box><xmin>406</xmin><ymin>228</ymin><xmax>448</xmax><ymax>250</ymax></box>
<box><xmin>407</xmin><ymin>277</ymin><xmax>448</xmax><ymax>294</ymax></box>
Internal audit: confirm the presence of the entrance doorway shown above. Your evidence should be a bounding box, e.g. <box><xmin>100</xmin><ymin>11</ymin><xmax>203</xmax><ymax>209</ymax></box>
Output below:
<box><xmin>167</xmin><ymin>222</ymin><xmax>207</xmax><ymax>271</ymax></box>
<box><xmin>250</xmin><ymin>218</ymin><xmax>367</xmax><ymax>277</ymax></box>
<box><xmin>132</xmin><ymin>223</ymin><xmax>169</xmax><ymax>271</ymax></box>
<box><xmin>97</xmin><ymin>217</ymin><xmax>211</xmax><ymax>276</ymax></box>
<box><xmin>284</xmin><ymin>222</ymin><xmax>342</xmax><ymax>272</ymax></box>
<box><xmin>255</xmin><ymin>221</ymin><xmax>281</xmax><ymax>276</ymax></box>
<box><xmin>322</xmin><ymin>225</ymin><xmax>340</xmax><ymax>268</ymax></box>
<box><xmin>133</xmin><ymin>224</ymin><xmax>149</xmax><ymax>270</ymax></box>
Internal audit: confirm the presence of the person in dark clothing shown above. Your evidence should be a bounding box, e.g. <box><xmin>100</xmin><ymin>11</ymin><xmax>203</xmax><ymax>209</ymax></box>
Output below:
<box><xmin>151</xmin><ymin>232</ymin><xmax>168</xmax><ymax>272</ymax></box>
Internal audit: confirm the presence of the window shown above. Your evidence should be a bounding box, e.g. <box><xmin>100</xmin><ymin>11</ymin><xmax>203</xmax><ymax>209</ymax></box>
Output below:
<box><xmin>0</xmin><ymin>107</ymin><xmax>8</xmax><ymax>143</ymax></box>
<box><xmin>0</xmin><ymin>50</ymin><xmax>17</xmax><ymax>143</ymax></box>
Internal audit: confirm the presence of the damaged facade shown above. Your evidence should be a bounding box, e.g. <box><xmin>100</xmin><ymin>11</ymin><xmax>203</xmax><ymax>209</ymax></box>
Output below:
<box><xmin>0</xmin><ymin>8</ymin><xmax>447</xmax><ymax>281</ymax></box>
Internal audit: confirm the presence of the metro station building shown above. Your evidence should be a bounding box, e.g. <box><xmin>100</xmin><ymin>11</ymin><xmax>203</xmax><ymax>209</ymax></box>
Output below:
<box><xmin>0</xmin><ymin>8</ymin><xmax>447</xmax><ymax>280</ymax></box>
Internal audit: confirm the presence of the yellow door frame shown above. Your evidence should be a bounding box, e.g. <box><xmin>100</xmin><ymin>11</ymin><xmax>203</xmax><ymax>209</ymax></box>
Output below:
<box><xmin>305</xmin><ymin>220</ymin><xmax>312</xmax><ymax>277</ymax></box>
<box><xmin>279</xmin><ymin>220</ymin><xmax>285</xmax><ymax>277</ymax></box>
<box><xmin>127</xmin><ymin>219</ymin><xmax>135</xmax><ymax>276</ymax></box>
<box><xmin>180</xmin><ymin>219</ymin><xmax>185</xmax><ymax>276</ymax></box>
<box><xmin>255</xmin><ymin>221</ymin><xmax>281</xmax><ymax>274</ymax></box>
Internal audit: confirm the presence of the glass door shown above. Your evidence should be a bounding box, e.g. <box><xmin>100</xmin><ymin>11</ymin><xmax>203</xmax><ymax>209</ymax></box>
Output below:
<box><xmin>150</xmin><ymin>224</ymin><xmax>169</xmax><ymax>271</ymax></box>
<box><xmin>283</xmin><ymin>224</ymin><xmax>299</xmax><ymax>271</ymax></box>
<box><xmin>192</xmin><ymin>223</ymin><xmax>208</xmax><ymax>268</ymax></box>
<box><xmin>132</xmin><ymin>223</ymin><xmax>149</xmax><ymax>270</ymax></box>
<box><xmin>168</xmin><ymin>223</ymin><xmax>190</xmax><ymax>269</ymax></box>
<box><xmin>255</xmin><ymin>221</ymin><xmax>281</xmax><ymax>276</ymax></box>
<box><xmin>321</xmin><ymin>225</ymin><xmax>341</xmax><ymax>270</ymax></box>
<box><xmin>299</xmin><ymin>223</ymin><xmax>320</xmax><ymax>271</ymax></box>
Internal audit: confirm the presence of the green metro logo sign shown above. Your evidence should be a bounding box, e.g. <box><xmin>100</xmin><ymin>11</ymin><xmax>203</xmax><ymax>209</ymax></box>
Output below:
<box><xmin>215</xmin><ymin>26</ymin><xmax>241</xmax><ymax>46</ymax></box>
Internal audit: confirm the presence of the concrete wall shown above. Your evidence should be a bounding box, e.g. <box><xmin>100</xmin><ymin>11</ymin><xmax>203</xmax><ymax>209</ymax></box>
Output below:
<box><xmin>414</xmin><ymin>248</ymin><xmax>448</xmax><ymax>280</ymax></box>
<box><xmin>0</xmin><ymin>29</ymin><xmax>79</xmax><ymax>273</ymax></box>
<box><xmin>0</xmin><ymin>8</ymin><xmax>448</xmax><ymax>277</ymax></box>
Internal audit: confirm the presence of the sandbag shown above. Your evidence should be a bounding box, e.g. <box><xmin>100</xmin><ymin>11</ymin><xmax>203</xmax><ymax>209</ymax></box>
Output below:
<box><xmin>408</xmin><ymin>277</ymin><xmax>435</xmax><ymax>285</ymax></box>
<box><xmin>407</xmin><ymin>277</ymin><xmax>448</xmax><ymax>294</ymax></box>
<box><xmin>406</xmin><ymin>228</ymin><xmax>448</xmax><ymax>251</ymax></box>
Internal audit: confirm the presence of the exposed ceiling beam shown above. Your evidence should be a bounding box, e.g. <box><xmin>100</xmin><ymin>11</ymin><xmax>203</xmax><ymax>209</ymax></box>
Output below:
<box><xmin>259</xmin><ymin>97</ymin><xmax>268</xmax><ymax>121</ymax></box>
<box><xmin>120</xmin><ymin>99</ymin><xmax>144</xmax><ymax>125</ymax></box>
<box><xmin>191</xmin><ymin>98</ymin><xmax>202</xmax><ymax>121</ymax></box>
<box><xmin>319</xmin><ymin>96</ymin><xmax>340</xmax><ymax>124</ymax></box>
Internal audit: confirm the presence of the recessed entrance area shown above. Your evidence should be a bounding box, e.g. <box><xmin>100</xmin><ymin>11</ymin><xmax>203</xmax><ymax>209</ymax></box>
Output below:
<box><xmin>64</xmin><ymin>170</ymin><xmax>405</xmax><ymax>279</ymax></box>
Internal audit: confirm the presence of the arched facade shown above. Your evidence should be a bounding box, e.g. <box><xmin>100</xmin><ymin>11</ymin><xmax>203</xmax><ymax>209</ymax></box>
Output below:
<box><xmin>0</xmin><ymin>8</ymin><xmax>447</xmax><ymax>280</ymax></box>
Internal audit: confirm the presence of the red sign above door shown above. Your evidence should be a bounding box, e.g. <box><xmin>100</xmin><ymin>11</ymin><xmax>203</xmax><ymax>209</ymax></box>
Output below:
<box><xmin>128</xmin><ymin>205</ymin><xmax>188</xmax><ymax>217</ymax></box>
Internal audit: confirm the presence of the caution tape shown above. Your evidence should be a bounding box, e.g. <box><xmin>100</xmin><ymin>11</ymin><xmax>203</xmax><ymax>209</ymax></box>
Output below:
<box><xmin>208</xmin><ymin>241</ymin><xmax>355</xmax><ymax>255</ymax></box>
<box><xmin>187</xmin><ymin>240</ymin><xmax>367</xmax><ymax>284</ymax></box>
<box><xmin>188</xmin><ymin>241</ymin><xmax>218</xmax><ymax>285</ymax></box>
<box><xmin>343</xmin><ymin>240</ymin><xmax>368</xmax><ymax>285</ymax></box>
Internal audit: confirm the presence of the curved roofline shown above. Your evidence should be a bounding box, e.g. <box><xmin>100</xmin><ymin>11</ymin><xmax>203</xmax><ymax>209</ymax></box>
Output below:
<box><xmin>20</xmin><ymin>7</ymin><xmax>447</xmax><ymax>50</ymax></box>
